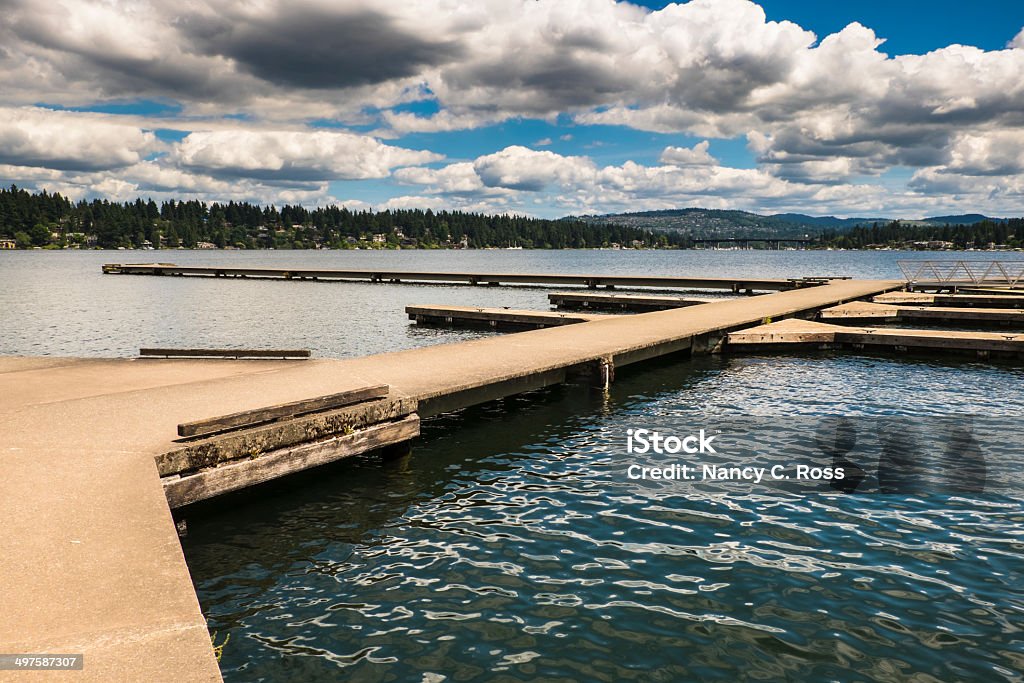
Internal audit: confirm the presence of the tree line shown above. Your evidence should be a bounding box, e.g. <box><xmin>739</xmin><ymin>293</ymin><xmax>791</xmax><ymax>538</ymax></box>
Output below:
<box><xmin>0</xmin><ymin>185</ymin><xmax>684</xmax><ymax>250</ymax></box>
<box><xmin>818</xmin><ymin>219</ymin><xmax>1022</xmax><ymax>249</ymax></box>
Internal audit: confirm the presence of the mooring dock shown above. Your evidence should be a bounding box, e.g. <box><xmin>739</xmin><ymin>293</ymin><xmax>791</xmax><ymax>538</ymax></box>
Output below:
<box><xmin>0</xmin><ymin>277</ymin><xmax>908</xmax><ymax>681</ymax></box>
<box><xmin>874</xmin><ymin>291</ymin><xmax>1024</xmax><ymax>308</ymax></box>
<box><xmin>819</xmin><ymin>301</ymin><xmax>1024</xmax><ymax>327</ymax></box>
<box><xmin>727</xmin><ymin>318</ymin><xmax>1024</xmax><ymax>358</ymax></box>
<box><xmin>407</xmin><ymin>304</ymin><xmax>608</xmax><ymax>330</ymax></box>
<box><xmin>548</xmin><ymin>291</ymin><xmax>713</xmax><ymax>311</ymax></box>
<box><xmin>101</xmin><ymin>263</ymin><xmax>838</xmax><ymax>292</ymax></box>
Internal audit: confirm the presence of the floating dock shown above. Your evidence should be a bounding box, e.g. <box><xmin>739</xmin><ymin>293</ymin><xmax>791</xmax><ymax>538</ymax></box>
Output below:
<box><xmin>549</xmin><ymin>291</ymin><xmax>713</xmax><ymax>311</ymax></box>
<box><xmin>0</xmin><ymin>277</ymin><xmax>906</xmax><ymax>681</ymax></box>
<box><xmin>727</xmin><ymin>318</ymin><xmax>1024</xmax><ymax>358</ymax></box>
<box><xmin>874</xmin><ymin>292</ymin><xmax>1024</xmax><ymax>308</ymax></box>
<box><xmin>407</xmin><ymin>304</ymin><xmax>607</xmax><ymax>330</ymax></box>
<box><xmin>819</xmin><ymin>301</ymin><xmax>1024</xmax><ymax>327</ymax></box>
<box><xmin>102</xmin><ymin>263</ymin><xmax>838</xmax><ymax>292</ymax></box>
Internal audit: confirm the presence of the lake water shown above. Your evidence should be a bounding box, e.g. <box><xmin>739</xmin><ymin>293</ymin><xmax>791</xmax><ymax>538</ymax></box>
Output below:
<box><xmin>2</xmin><ymin>249</ymin><xmax>1022</xmax><ymax>682</ymax></box>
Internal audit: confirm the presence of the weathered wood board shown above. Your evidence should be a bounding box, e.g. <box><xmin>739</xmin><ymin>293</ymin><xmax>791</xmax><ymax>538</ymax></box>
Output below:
<box><xmin>177</xmin><ymin>384</ymin><xmax>389</xmax><ymax>437</ymax></box>
<box><xmin>163</xmin><ymin>415</ymin><xmax>420</xmax><ymax>508</ymax></box>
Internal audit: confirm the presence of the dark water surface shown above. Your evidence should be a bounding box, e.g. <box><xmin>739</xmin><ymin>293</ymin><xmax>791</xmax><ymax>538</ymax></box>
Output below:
<box><xmin>3</xmin><ymin>250</ymin><xmax>1023</xmax><ymax>681</ymax></box>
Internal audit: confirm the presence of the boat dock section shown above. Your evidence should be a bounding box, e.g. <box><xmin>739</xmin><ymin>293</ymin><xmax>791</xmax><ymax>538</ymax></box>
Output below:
<box><xmin>727</xmin><ymin>318</ymin><xmax>1024</xmax><ymax>358</ymax></box>
<box><xmin>874</xmin><ymin>292</ymin><xmax>1024</xmax><ymax>308</ymax></box>
<box><xmin>101</xmin><ymin>263</ymin><xmax>838</xmax><ymax>292</ymax></box>
<box><xmin>407</xmin><ymin>305</ymin><xmax>607</xmax><ymax>330</ymax></box>
<box><xmin>549</xmin><ymin>291</ymin><xmax>713</xmax><ymax>311</ymax></box>
<box><xmin>819</xmin><ymin>301</ymin><xmax>1024</xmax><ymax>327</ymax></box>
<box><xmin>0</xmin><ymin>278</ymin><xmax>900</xmax><ymax>681</ymax></box>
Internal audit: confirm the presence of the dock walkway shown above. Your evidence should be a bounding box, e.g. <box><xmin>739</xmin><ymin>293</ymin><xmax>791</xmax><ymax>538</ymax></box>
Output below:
<box><xmin>727</xmin><ymin>318</ymin><xmax>1024</xmax><ymax>358</ymax></box>
<box><xmin>1</xmin><ymin>278</ymin><xmax>898</xmax><ymax>681</ymax></box>
<box><xmin>102</xmin><ymin>263</ymin><xmax>836</xmax><ymax>292</ymax></box>
<box><xmin>407</xmin><ymin>304</ymin><xmax>608</xmax><ymax>330</ymax></box>
<box><xmin>820</xmin><ymin>301</ymin><xmax>1024</xmax><ymax>327</ymax></box>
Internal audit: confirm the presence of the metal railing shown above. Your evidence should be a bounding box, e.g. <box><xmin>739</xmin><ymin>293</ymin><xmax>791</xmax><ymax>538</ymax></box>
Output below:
<box><xmin>897</xmin><ymin>260</ymin><xmax>1024</xmax><ymax>286</ymax></box>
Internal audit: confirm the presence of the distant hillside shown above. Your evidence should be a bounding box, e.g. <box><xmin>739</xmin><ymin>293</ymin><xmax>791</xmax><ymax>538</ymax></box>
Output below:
<box><xmin>923</xmin><ymin>214</ymin><xmax>1005</xmax><ymax>225</ymax></box>
<box><xmin>768</xmin><ymin>213</ymin><xmax>885</xmax><ymax>229</ymax></box>
<box><xmin>575</xmin><ymin>208</ymin><xmax>876</xmax><ymax>238</ymax></box>
<box><xmin>576</xmin><ymin>208</ymin><xmax>1007</xmax><ymax>238</ymax></box>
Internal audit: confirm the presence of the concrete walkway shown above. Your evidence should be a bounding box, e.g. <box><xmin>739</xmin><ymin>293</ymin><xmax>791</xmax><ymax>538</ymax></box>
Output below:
<box><xmin>0</xmin><ymin>278</ymin><xmax>899</xmax><ymax>680</ymax></box>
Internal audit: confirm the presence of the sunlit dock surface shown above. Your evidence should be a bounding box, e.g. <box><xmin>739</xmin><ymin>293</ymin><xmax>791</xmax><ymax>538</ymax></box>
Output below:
<box><xmin>101</xmin><ymin>262</ymin><xmax>841</xmax><ymax>292</ymax></box>
<box><xmin>1</xmin><ymin>278</ymin><xmax>900</xmax><ymax>680</ymax></box>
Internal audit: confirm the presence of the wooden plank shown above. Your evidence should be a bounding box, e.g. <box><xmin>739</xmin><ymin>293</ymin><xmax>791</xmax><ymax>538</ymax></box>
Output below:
<box><xmin>140</xmin><ymin>348</ymin><xmax>311</xmax><ymax>359</ymax></box>
<box><xmin>163</xmin><ymin>415</ymin><xmax>420</xmax><ymax>508</ymax></box>
<box><xmin>157</xmin><ymin>396</ymin><xmax>417</xmax><ymax>476</ymax></box>
<box><xmin>177</xmin><ymin>384</ymin><xmax>390</xmax><ymax>437</ymax></box>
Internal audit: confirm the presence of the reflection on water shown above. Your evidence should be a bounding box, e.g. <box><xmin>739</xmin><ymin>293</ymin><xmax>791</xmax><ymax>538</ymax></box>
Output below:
<box><xmin>181</xmin><ymin>356</ymin><xmax>1024</xmax><ymax>682</ymax></box>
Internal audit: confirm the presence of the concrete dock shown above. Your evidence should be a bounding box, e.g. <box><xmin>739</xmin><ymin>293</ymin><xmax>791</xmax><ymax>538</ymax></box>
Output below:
<box><xmin>727</xmin><ymin>318</ymin><xmax>1024</xmax><ymax>358</ymax></box>
<box><xmin>407</xmin><ymin>304</ymin><xmax>608</xmax><ymax>330</ymax></box>
<box><xmin>102</xmin><ymin>263</ymin><xmax>837</xmax><ymax>292</ymax></box>
<box><xmin>819</xmin><ymin>301</ymin><xmax>1024</xmax><ymax>327</ymax></box>
<box><xmin>875</xmin><ymin>292</ymin><xmax>1024</xmax><ymax>308</ymax></box>
<box><xmin>549</xmin><ymin>291</ymin><xmax>713</xmax><ymax>311</ymax></box>
<box><xmin>0</xmin><ymin>277</ymin><xmax>903</xmax><ymax>680</ymax></box>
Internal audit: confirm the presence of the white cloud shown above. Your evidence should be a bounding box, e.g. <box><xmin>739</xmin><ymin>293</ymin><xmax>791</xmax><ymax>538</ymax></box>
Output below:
<box><xmin>393</xmin><ymin>162</ymin><xmax>489</xmax><ymax>194</ymax></box>
<box><xmin>473</xmin><ymin>146</ymin><xmax>596</xmax><ymax>191</ymax></box>
<box><xmin>391</xmin><ymin>144</ymin><xmax>1024</xmax><ymax>218</ymax></box>
<box><xmin>1009</xmin><ymin>27</ymin><xmax>1024</xmax><ymax>49</ymax></box>
<box><xmin>659</xmin><ymin>141</ymin><xmax>716</xmax><ymax>166</ymax></box>
<box><xmin>0</xmin><ymin>106</ymin><xmax>159</xmax><ymax>171</ymax></box>
<box><xmin>0</xmin><ymin>0</ymin><xmax>1022</xmax><ymax>216</ymax></box>
<box><xmin>172</xmin><ymin>129</ymin><xmax>442</xmax><ymax>180</ymax></box>
<box><xmin>378</xmin><ymin>195</ymin><xmax>446</xmax><ymax>211</ymax></box>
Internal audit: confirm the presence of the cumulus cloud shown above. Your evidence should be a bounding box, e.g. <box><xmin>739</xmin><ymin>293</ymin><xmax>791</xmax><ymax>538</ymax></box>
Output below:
<box><xmin>391</xmin><ymin>144</ymin><xmax>1024</xmax><ymax>219</ymax></box>
<box><xmin>473</xmin><ymin>146</ymin><xmax>596</xmax><ymax>191</ymax></box>
<box><xmin>180</xmin><ymin>4</ymin><xmax>462</xmax><ymax>90</ymax></box>
<box><xmin>0</xmin><ymin>106</ymin><xmax>159</xmax><ymax>171</ymax></box>
<box><xmin>172</xmin><ymin>129</ymin><xmax>442</xmax><ymax>181</ymax></box>
<box><xmin>1</xmin><ymin>0</ymin><xmax>1023</xmax><ymax>216</ymax></box>
<box><xmin>659</xmin><ymin>141</ymin><xmax>716</xmax><ymax>166</ymax></box>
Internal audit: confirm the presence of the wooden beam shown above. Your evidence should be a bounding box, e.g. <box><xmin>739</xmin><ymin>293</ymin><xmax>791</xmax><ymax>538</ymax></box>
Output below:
<box><xmin>157</xmin><ymin>397</ymin><xmax>417</xmax><ymax>476</ymax></box>
<box><xmin>140</xmin><ymin>348</ymin><xmax>311</xmax><ymax>359</ymax></box>
<box><xmin>177</xmin><ymin>384</ymin><xmax>390</xmax><ymax>437</ymax></box>
<box><xmin>163</xmin><ymin>415</ymin><xmax>420</xmax><ymax>508</ymax></box>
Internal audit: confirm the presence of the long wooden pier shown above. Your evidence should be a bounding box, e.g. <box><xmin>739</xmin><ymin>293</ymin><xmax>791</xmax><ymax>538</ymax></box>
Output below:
<box><xmin>0</xmin><ymin>277</ymin><xmax>904</xmax><ymax>681</ymax></box>
<box><xmin>102</xmin><ymin>263</ymin><xmax>837</xmax><ymax>292</ymax></box>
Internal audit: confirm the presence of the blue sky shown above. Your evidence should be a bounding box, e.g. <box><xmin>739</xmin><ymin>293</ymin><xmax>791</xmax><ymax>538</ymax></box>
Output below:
<box><xmin>1</xmin><ymin>0</ymin><xmax>1023</xmax><ymax>217</ymax></box>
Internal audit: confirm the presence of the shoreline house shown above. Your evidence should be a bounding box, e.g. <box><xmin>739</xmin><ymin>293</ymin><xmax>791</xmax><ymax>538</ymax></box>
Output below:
<box><xmin>0</xmin><ymin>238</ymin><xmax>16</xmax><ymax>249</ymax></box>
